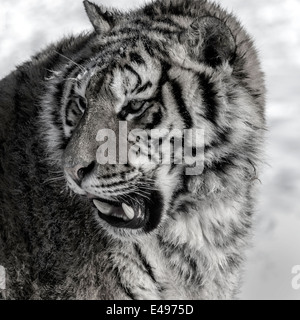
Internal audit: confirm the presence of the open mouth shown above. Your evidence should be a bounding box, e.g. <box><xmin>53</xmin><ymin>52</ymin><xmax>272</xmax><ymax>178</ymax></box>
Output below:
<box><xmin>91</xmin><ymin>190</ymin><xmax>163</xmax><ymax>232</ymax></box>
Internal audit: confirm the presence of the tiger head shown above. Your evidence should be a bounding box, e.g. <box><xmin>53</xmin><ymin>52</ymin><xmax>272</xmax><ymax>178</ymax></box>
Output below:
<box><xmin>41</xmin><ymin>1</ymin><xmax>261</xmax><ymax>239</ymax></box>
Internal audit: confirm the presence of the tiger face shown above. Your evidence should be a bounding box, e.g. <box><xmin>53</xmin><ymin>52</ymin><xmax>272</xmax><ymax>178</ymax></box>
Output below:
<box><xmin>62</xmin><ymin>40</ymin><xmax>189</xmax><ymax>238</ymax></box>
<box><xmin>41</xmin><ymin>1</ymin><xmax>246</xmax><ymax>239</ymax></box>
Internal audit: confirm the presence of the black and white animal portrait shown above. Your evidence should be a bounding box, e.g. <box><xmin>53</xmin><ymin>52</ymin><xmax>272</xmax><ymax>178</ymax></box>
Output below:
<box><xmin>0</xmin><ymin>0</ymin><xmax>265</xmax><ymax>299</ymax></box>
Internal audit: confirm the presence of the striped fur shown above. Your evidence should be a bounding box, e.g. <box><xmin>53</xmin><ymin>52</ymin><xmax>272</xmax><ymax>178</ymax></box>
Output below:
<box><xmin>0</xmin><ymin>0</ymin><xmax>265</xmax><ymax>299</ymax></box>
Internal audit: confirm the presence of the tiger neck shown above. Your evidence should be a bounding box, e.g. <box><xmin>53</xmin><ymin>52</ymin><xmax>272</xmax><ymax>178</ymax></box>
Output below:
<box><xmin>120</xmin><ymin>182</ymin><xmax>249</xmax><ymax>300</ymax></box>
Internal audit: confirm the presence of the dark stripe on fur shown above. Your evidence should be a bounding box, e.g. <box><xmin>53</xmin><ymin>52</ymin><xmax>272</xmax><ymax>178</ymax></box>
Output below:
<box><xmin>136</xmin><ymin>81</ymin><xmax>152</xmax><ymax>94</ymax></box>
<box><xmin>145</xmin><ymin>107</ymin><xmax>162</xmax><ymax>129</ymax></box>
<box><xmin>58</xmin><ymin>136</ymin><xmax>70</xmax><ymax>150</ymax></box>
<box><xmin>124</xmin><ymin>65</ymin><xmax>142</xmax><ymax>85</ymax></box>
<box><xmin>65</xmin><ymin>101</ymin><xmax>75</xmax><ymax>126</ymax></box>
<box><xmin>129</xmin><ymin>52</ymin><xmax>146</xmax><ymax>65</ymax></box>
<box><xmin>205</xmin><ymin>153</ymin><xmax>237</xmax><ymax>175</ymax></box>
<box><xmin>169</xmin><ymin>80</ymin><xmax>193</xmax><ymax>129</ymax></box>
<box><xmin>114</xmin><ymin>267</ymin><xmax>136</xmax><ymax>300</ymax></box>
<box><xmin>131</xmin><ymin>17</ymin><xmax>183</xmax><ymax>33</ymax></box>
<box><xmin>198</xmin><ymin>73</ymin><xmax>218</xmax><ymax>126</ymax></box>
<box><xmin>204</xmin><ymin>127</ymin><xmax>232</xmax><ymax>153</ymax></box>
<box><xmin>157</xmin><ymin>235</ymin><xmax>203</xmax><ymax>285</ymax></box>
<box><xmin>124</xmin><ymin>64</ymin><xmax>142</xmax><ymax>93</ymax></box>
<box><xmin>155</xmin><ymin>62</ymin><xmax>171</xmax><ymax>109</ymax></box>
<box><xmin>134</xmin><ymin>244</ymin><xmax>157</xmax><ymax>284</ymax></box>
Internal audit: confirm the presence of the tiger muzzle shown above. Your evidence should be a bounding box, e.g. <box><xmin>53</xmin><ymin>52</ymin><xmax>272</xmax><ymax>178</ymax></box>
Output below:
<box><xmin>91</xmin><ymin>190</ymin><xmax>163</xmax><ymax>232</ymax></box>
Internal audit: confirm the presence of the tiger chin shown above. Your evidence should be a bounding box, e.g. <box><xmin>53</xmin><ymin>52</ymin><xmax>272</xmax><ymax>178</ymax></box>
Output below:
<box><xmin>0</xmin><ymin>0</ymin><xmax>265</xmax><ymax>300</ymax></box>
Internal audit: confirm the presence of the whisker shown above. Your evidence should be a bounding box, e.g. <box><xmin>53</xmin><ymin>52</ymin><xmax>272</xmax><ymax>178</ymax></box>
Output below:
<box><xmin>66</xmin><ymin>77</ymin><xmax>79</xmax><ymax>82</ymax></box>
<box><xmin>54</xmin><ymin>50</ymin><xmax>87</xmax><ymax>73</ymax></box>
<box><xmin>48</xmin><ymin>170</ymin><xmax>64</xmax><ymax>174</ymax></box>
<box><xmin>43</xmin><ymin>176</ymin><xmax>66</xmax><ymax>185</ymax></box>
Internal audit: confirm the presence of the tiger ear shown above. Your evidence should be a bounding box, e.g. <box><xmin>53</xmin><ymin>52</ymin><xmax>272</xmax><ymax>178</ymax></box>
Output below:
<box><xmin>181</xmin><ymin>16</ymin><xmax>236</xmax><ymax>67</ymax></box>
<box><xmin>83</xmin><ymin>0</ymin><xmax>119</xmax><ymax>34</ymax></box>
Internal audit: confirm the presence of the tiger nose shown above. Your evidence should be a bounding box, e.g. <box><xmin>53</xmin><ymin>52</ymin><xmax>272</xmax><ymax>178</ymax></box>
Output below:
<box><xmin>65</xmin><ymin>161</ymin><xmax>95</xmax><ymax>185</ymax></box>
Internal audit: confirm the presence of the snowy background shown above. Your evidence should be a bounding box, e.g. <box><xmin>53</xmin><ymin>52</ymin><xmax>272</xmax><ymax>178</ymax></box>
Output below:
<box><xmin>1</xmin><ymin>0</ymin><xmax>300</xmax><ymax>300</ymax></box>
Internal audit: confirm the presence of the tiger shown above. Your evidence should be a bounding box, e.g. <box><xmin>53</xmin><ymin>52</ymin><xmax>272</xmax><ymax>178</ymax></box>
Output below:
<box><xmin>0</xmin><ymin>0</ymin><xmax>265</xmax><ymax>300</ymax></box>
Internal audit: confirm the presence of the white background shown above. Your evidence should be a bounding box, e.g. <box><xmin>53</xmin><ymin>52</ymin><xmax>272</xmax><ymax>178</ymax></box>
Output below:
<box><xmin>1</xmin><ymin>0</ymin><xmax>300</xmax><ymax>300</ymax></box>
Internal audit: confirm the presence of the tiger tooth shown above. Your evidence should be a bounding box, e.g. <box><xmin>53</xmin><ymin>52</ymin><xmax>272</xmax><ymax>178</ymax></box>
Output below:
<box><xmin>121</xmin><ymin>203</ymin><xmax>135</xmax><ymax>220</ymax></box>
<box><xmin>93</xmin><ymin>199</ymin><xmax>113</xmax><ymax>215</ymax></box>
<box><xmin>112</xmin><ymin>212</ymin><xmax>129</xmax><ymax>221</ymax></box>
